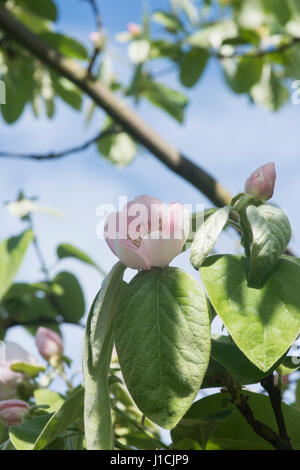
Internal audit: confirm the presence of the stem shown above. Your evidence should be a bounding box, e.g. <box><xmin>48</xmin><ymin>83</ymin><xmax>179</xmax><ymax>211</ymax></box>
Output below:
<box><xmin>225</xmin><ymin>376</ymin><xmax>294</xmax><ymax>450</ymax></box>
<box><xmin>261</xmin><ymin>374</ymin><xmax>293</xmax><ymax>449</ymax></box>
<box><xmin>112</xmin><ymin>405</ymin><xmax>169</xmax><ymax>450</ymax></box>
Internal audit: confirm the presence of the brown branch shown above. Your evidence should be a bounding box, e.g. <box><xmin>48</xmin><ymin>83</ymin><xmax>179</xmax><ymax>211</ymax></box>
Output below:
<box><xmin>0</xmin><ymin>5</ymin><xmax>297</xmax><ymax>256</ymax></box>
<box><xmin>261</xmin><ymin>374</ymin><xmax>293</xmax><ymax>448</ymax></box>
<box><xmin>0</xmin><ymin>125</ymin><xmax>121</xmax><ymax>160</ymax></box>
<box><xmin>225</xmin><ymin>376</ymin><xmax>294</xmax><ymax>450</ymax></box>
<box><xmin>218</xmin><ymin>36</ymin><xmax>300</xmax><ymax>60</ymax></box>
<box><xmin>0</xmin><ymin>4</ymin><xmax>231</xmax><ymax>208</ymax></box>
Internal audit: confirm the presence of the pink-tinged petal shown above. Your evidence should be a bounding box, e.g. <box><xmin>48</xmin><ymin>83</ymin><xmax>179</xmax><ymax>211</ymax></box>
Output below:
<box><xmin>245</xmin><ymin>162</ymin><xmax>276</xmax><ymax>200</ymax></box>
<box><xmin>140</xmin><ymin>233</ymin><xmax>185</xmax><ymax>267</ymax></box>
<box><xmin>116</xmin><ymin>239</ymin><xmax>150</xmax><ymax>270</ymax></box>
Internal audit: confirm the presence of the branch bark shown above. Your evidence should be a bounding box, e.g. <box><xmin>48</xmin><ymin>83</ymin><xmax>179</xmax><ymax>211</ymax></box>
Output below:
<box><xmin>0</xmin><ymin>4</ymin><xmax>232</xmax><ymax>208</ymax></box>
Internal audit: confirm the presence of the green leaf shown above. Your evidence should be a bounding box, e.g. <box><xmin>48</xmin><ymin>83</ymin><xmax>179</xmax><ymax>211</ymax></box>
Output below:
<box><xmin>190</xmin><ymin>207</ymin><xmax>230</xmax><ymax>270</ymax></box>
<box><xmin>53</xmin><ymin>272</ymin><xmax>85</xmax><ymax>323</ymax></box>
<box><xmin>182</xmin><ymin>209</ymin><xmax>217</xmax><ymax>252</ymax></box>
<box><xmin>172</xmin><ymin>391</ymin><xmax>300</xmax><ymax>450</ymax></box>
<box><xmin>1</xmin><ymin>60</ymin><xmax>34</xmax><ymax>123</ymax></box>
<box><xmin>186</xmin><ymin>20</ymin><xmax>237</xmax><ymax>48</ymax></box>
<box><xmin>83</xmin><ymin>262</ymin><xmax>126</xmax><ymax>450</ymax></box>
<box><xmin>0</xmin><ymin>230</ymin><xmax>33</xmax><ymax>302</ymax></box>
<box><xmin>10</xmin><ymin>362</ymin><xmax>45</xmax><ymax>378</ymax></box>
<box><xmin>33</xmin><ymin>387</ymin><xmax>84</xmax><ymax>450</ymax></box>
<box><xmin>9</xmin><ymin>414</ymin><xmax>52</xmax><ymax>450</ymax></box>
<box><xmin>143</xmin><ymin>81</ymin><xmax>188</xmax><ymax>123</ymax></box>
<box><xmin>152</xmin><ymin>11</ymin><xmax>183</xmax><ymax>32</ymax></box>
<box><xmin>115</xmin><ymin>267</ymin><xmax>211</xmax><ymax>429</ymax></box>
<box><xmin>200</xmin><ymin>255</ymin><xmax>300</xmax><ymax>371</ymax></box>
<box><xmin>262</xmin><ymin>0</ymin><xmax>291</xmax><ymax>25</ymax></box>
<box><xmin>56</xmin><ymin>243</ymin><xmax>105</xmax><ymax>276</ymax></box>
<box><xmin>16</xmin><ymin>0</ymin><xmax>57</xmax><ymax>21</ymax></box>
<box><xmin>97</xmin><ymin>126</ymin><xmax>137</xmax><ymax>167</ymax></box>
<box><xmin>51</xmin><ymin>75</ymin><xmax>82</xmax><ymax>110</ymax></box>
<box><xmin>251</xmin><ymin>65</ymin><xmax>289</xmax><ymax>111</ymax></box>
<box><xmin>211</xmin><ymin>335</ymin><xmax>280</xmax><ymax>385</ymax></box>
<box><xmin>180</xmin><ymin>48</ymin><xmax>209</xmax><ymax>88</ymax></box>
<box><xmin>34</xmin><ymin>389</ymin><xmax>65</xmax><ymax>413</ymax></box>
<box><xmin>40</xmin><ymin>32</ymin><xmax>88</xmax><ymax>60</ymax></box>
<box><xmin>247</xmin><ymin>204</ymin><xmax>292</xmax><ymax>287</ymax></box>
<box><xmin>223</xmin><ymin>57</ymin><xmax>263</xmax><ymax>94</ymax></box>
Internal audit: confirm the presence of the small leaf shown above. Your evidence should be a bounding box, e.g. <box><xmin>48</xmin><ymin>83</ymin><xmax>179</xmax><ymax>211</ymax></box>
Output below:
<box><xmin>143</xmin><ymin>81</ymin><xmax>188</xmax><ymax>123</ymax></box>
<box><xmin>115</xmin><ymin>267</ymin><xmax>210</xmax><ymax>429</ymax></box>
<box><xmin>152</xmin><ymin>11</ymin><xmax>183</xmax><ymax>32</ymax></box>
<box><xmin>180</xmin><ymin>48</ymin><xmax>209</xmax><ymax>88</ymax></box>
<box><xmin>247</xmin><ymin>204</ymin><xmax>291</xmax><ymax>287</ymax></box>
<box><xmin>0</xmin><ymin>230</ymin><xmax>33</xmax><ymax>302</ymax></box>
<box><xmin>53</xmin><ymin>272</ymin><xmax>85</xmax><ymax>323</ymax></box>
<box><xmin>56</xmin><ymin>243</ymin><xmax>105</xmax><ymax>276</ymax></box>
<box><xmin>98</xmin><ymin>130</ymin><xmax>137</xmax><ymax>167</ymax></box>
<box><xmin>10</xmin><ymin>362</ymin><xmax>45</xmax><ymax>378</ymax></box>
<box><xmin>190</xmin><ymin>207</ymin><xmax>230</xmax><ymax>270</ymax></box>
<box><xmin>83</xmin><ymin>262</ymin><xmax>126</xmax><ymax>450</ymax></box>
<box><xmin>223</xmin><ymin>57</ymin><xmax>263</xmax><ymax>94</ymax></box>
<box><xmin>201</xmin><ymin>255</ymin><xmax>300</xmax><ymax>371</ymax></box>
<box><xmin>40</xmin><ymin>32</ymin><xmax>88</xmax><ymax>60</ymax></box>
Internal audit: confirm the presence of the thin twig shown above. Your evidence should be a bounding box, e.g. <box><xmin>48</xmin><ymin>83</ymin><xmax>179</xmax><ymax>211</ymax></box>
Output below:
<box><xmin>84</xmin><ymin>0</ymin><xmax>102</xmax><ymax>76</ymax></box>
<box><xmin>261</xmin><ymin>374</ymin><xmax>293</xmax><ymax>448</ymax></box>
<box><xmin>224</xmin><ymin>375</ymin><xmax>294</xmax><ymax>450</ymax></box>
<box><xmin>0</xmin><ymin>125</ymin><xmax>121</xmax><ymax>160</ymax></box>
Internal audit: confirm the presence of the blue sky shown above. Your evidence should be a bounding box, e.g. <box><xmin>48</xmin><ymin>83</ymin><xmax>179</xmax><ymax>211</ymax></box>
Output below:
<box><xmin>1</xmin><ymin>0</ymin><xmax>300</xmax><ymax>397</ymax></box>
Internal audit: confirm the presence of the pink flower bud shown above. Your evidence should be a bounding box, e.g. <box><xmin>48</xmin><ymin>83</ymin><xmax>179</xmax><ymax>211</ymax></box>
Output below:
<box><xmin>0</xmin><ymin>342</ymin><xmax>38</xmax><ymax>400</ymax></box>
<box><xmin>0</xmin><ymin>399</ymin><xmax>29</xmax><ymax>426</ymax></box>
<box><xmin>104</xmin><ymin>195</ymin><xmax>189</xmax><ymax>270</ymax></box>
<box><xmin>244</xmin><ymin>162</ymin><xmax>276</xmax><ymax>200</ymax></box>
<box><xmin>89</xmin><ymin>31</ymin><xmax>105</xmax><ymax>48</ymax></box>
<box><xmin>127</xmin><ymin>22</ymin><xmax>141</xmax><ymax>36</ymax></box>
<box><xmin>35</xmin><ymin>327</ymin><xmax>64</xmax><ymax>362</ymax></box>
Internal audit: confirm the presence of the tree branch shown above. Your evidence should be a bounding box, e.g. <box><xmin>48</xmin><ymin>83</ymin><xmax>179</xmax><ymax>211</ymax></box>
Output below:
<box><xmin>0</xmin><ymin>4</ymin><xmax>232</xmax><ymax>208</ymax></box>
<box><xmin>83</xmin><ymin>0</ymin><xmax>102</xmax><ymax>75</ymax></box>
<box><xmin>218</xmin><ymin>36</ymin><xmax>300</xmax><ymax>60</ymax></box>
<box><xmin>0</xmin><ymin>125</ymin><xmax>121</xmax><ymax>160</ymax></box>
<box><xmin>261</xmin><ymin>374</ymin><xmax>293</xmax><ymax>448</ymax></box>
<box><xmin>225</xmin><ymin>377</ymin><xmax>294</xmax><ymax>450</ymax></box>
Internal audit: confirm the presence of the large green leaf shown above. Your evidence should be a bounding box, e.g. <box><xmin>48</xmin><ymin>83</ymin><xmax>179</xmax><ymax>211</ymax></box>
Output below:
<box><xmin>172</xmin><ymin>391</ymin><xmax>300</xmax><ymax>450</ymax></box>
<box><xmin>115</xmin><ymin>267</ymin><xmax>211</xmax><ymax>429</ymax></box>
<box><xmin>190</xmin><ymin>207</ymin><xmax>230</xmax><ymax>270</ymax></box>
<box><xmin>200</xmin><ymin>255</ymin><xmax>300</xmax><ymax>371</ymax></box>
<box><xmin>247</xmin><ymin>204</ymin><xmax>291</xmax><ymax>287</ymax></box>
<box><xmin>56</xmin><ymin>243</ymin><xmax>105</xmax><ymax>276</ymax></box>
<box><xmin>180</xmin><ymin>48</ymin><xmax>209</xmax><ymax>88</ymax></box>
<box><xmin>210</xmin><ymin>335</ymin><xmax>280</xmax><ymax>385</ymax></box>
<box><xmin>83</xmin><ymin>262</ymin><xmax>126</xmax><ymax>450</ymax></box>
<box><xmin>0</xmin><ymin>230</ymin><xmax>33</xmax><ymax>302</ymax></box>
